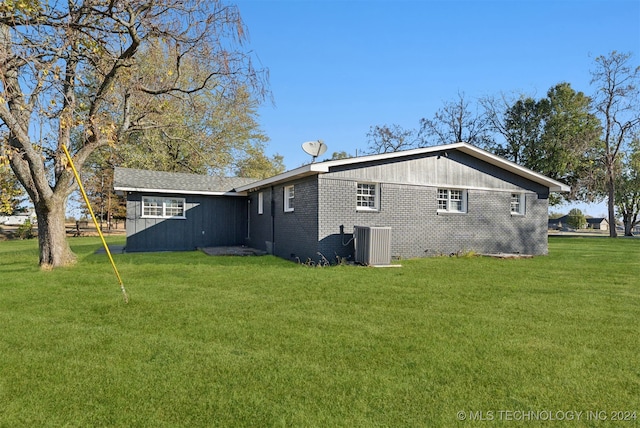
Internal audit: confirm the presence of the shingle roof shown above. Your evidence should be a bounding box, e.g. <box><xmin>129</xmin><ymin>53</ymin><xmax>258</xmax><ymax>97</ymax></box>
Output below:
<box><xmin>113</xmin><ymin>167</ymin><xmax>257</xmax><ymax>195</ymax></box>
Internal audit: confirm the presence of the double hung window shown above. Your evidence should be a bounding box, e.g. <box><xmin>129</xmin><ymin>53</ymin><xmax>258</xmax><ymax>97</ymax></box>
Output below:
<box><xmin>284</xmin><ymin>185</ymin><xmax>295</xmax><ymax>212</ymax></box>
<box><xmin>510</xmin><ymin>193</ymin><xmax>525</xmax><ymax>215</ymax></box>
<box><xmin>258</xmin><ymin>192</ymin><xmax>264</xmax><ymax>214</ymax></box>
<box><xmin>357</xmin><ymin>183</ymin><xmax>379</xmax><ymax>211</ymax></box>
<box><xmin>437</xmin><ymin>189</ymin><xmax>467</xmax><ymax>213</ymax></box>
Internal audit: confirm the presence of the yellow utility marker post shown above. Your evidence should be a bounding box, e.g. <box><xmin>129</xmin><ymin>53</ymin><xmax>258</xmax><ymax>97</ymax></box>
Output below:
<box><xmin>62</xmin><ymin>145</ymin><xmax>129</xmax><ymax>303</ymax></box>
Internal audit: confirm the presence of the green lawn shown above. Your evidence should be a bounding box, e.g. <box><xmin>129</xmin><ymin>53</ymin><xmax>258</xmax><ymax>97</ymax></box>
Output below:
<box><xmin>0</xmin><ymin>236</ymin><xmax>638</xmax><ymax>427</ymax></box>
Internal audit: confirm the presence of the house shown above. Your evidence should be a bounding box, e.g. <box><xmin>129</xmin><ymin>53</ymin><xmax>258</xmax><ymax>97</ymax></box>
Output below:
<box><xmin>586</xmin><ymin>217</ymin><xmax>608</xmax><ymax>231</ymax></box>
<box><xmin>114</xmin><ymin>142</ymin><xmax>570</xmax><ymax>262</ymax></box>
<box><xmin>0</xmin><ymin>211</ymin><xmax>37</xmax><ymax>226</ymax></box>
<box><xmin>548</xmin><ymin>216</ymin><xmax>564</xmax><ymax>230</ymax></box>
<box><xmin>548</xmin><ymin>215</ymin><xmax>609</xmax><ymax>231</ymax></box>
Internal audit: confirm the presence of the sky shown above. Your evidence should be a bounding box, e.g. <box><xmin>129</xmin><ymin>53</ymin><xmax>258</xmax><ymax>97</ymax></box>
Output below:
<box><xmin>234</xmin><ymin>0</ymin><xmax>640</xmax><ymax>217</ymax></box>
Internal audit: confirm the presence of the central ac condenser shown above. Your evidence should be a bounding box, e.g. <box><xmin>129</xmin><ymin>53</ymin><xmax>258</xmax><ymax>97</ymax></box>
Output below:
<box><xmin>354</xmin><ymin>226</ymin><xmax>391</xmax><ymax>265</ymax></box>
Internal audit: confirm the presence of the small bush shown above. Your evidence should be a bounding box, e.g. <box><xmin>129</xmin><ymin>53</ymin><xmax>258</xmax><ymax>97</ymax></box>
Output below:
<box><xmin>16</xmin><ymin>219</ymin><xmax>34</xmax><ymax>240</ymax></box>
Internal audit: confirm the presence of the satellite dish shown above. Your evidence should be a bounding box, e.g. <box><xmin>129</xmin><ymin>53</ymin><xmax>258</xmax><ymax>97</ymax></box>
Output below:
<box><xmin>301</xmin><ymin>140</ymin><xmax>328</xmax><ymax>162</ymax></box>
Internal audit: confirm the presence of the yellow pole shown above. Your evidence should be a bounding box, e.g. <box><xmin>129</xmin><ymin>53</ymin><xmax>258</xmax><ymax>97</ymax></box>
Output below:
<box><xmin>61</xmin><ymin>144</ymin><xmax>129</xmax><ymax>303</ymax></box>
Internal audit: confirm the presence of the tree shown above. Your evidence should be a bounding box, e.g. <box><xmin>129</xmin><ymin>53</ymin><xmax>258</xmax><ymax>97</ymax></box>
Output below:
<box><xmin>366</xmin><ymin>124</ymin><xmax>416</xmax><ymax>154</ymax></box>
<box><xmin>1</xmin><ymin>158</ymin><xmax>25</xmax><ymax>214</ymax></box>
<box><xmin>590</xmin><ymin>51</ymin><xmax>640</xmax><ymax>237</ymax></box>
<box><xmin>483</xmin><ymin>83</ymin><xmax>601</xmax><ymax>203</ymax></box>
<box><xmin>112</xmin><ymin>74</ymin><xmax>270</xmax><ymax>175</ymax></box>
<box><xmin>566</xmin><ymin>208</ymin><xmax>586</xmax><ymax>230</ymax></box>
<box><xmin>540</xmin><ymin>83</ymin><xmax>602</xmax><ymax>201</ymax></box>
<box><xmin>234</xmin><ymin>145</ymin><xmax>285</xmax><ymax>179</ymax></box>
<box><xmin>419</xmin><ymin>92</ymin><xmax>492</xmax><ymax>147</ymax></box>
<box><xmin>615</xmin><ymin>140</ymin><xmax>640</xmax><ymax>236</ymax></box>
<box><xmin>482</xmin><ymin>94</ymin><xmax>545</xmax><ymax>165</ymax></box>
<box><xmin>0</xmin><ymin>0</ymin><xmax>266</xmax><ymax>267</ymax></box>
<box><xmin>81</xmin><ymin>148</ymin><xmax>126</xmax><ymax>230</ymax></box>
<box><xmin>328</xmin><ymin>151</ymin><xmax>351</xmax><ymax>160</ymax></box>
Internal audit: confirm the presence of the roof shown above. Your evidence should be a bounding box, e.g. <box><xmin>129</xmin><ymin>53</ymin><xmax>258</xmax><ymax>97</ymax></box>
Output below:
<box><xmin>113</xmin><ymin>167</ymin><xmax>256</xmax><ymax>196</ymax></box>
<box><xmin>114</xmin><ymin>142</ymin><xmax>571</xmax><ymax>196</ymax></box>
<box><xmin>586</xmin><ymin>217</ymin><xmax>608</xmax><ymax>224</ymax></box>
<box><xmin>235</xmin><ymin>142</ymin><xmax>571</xmax><ymax>193</ymax></box>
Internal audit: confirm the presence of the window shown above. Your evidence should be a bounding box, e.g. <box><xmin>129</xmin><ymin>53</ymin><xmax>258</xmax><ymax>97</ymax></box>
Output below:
<box><xmin>142</xmin><ymin>197</ymin><xmax>163</xmax><ymax>217</ymax></box>
<box><xmin>357</xmin><ymin>183</ymin><xmax>379</xmax><ymax>211</ymax></box>
<box><xmin>258</xmin><ymin>192</ymin><xmax>264</xmax><ymax>215</ymax></box>
<box><xmin>142</xmin><ymin>196</ymin><xmax>185</xmax><ymax>218</ymax></box>
<box><xmin>510</xmin><ymin>193</ymin><xmax>525</xmax><ymax>215</ymax></box>
<box><xmin>284</xmin><ymin>185</ymin><xmax>294</xmax><ymax>212</ymax></box>
<box><xmin>164</xmin><ymin>198</ymin><xmax>184</xmax><ymax>217</ymax></box>
<box><xmin>437</xmin><ymin>189</ymin><xmax>467</xmax><ymax>213</ymax></box>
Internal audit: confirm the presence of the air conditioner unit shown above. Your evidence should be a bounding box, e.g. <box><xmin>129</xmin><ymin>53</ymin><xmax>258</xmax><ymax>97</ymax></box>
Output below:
<box><xmin>354</xmin><ymin>226</ymin><xmax>391</xmax><ymax>266</ymax></box>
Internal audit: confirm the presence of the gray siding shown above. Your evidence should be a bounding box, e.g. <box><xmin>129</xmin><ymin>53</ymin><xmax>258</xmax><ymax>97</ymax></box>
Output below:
<box><xmin>327</xmin><ymin>151</ymin><xmax>549</xmax><ymax>195</ymax></box>
<box><xmin>125</xmin><ymin>193</ymin><xmax>247</xmax><ymax>252</ymax></box>
<box><xmin>247</xmin><ymin>177</ymin><xmax>319</xmax><ymax>262</ymax></box>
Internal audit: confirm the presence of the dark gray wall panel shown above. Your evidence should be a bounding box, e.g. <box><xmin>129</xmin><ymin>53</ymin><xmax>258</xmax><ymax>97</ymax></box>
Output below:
<box><xmin>125</xmin><ymin>193</ymin><xmax>247</xmax><ymax>252</ymax></box>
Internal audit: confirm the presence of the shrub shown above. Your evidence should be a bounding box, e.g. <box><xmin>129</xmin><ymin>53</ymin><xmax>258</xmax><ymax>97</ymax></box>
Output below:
<box><xmin>16</xmin><ymin>219</ymin><xmax>34</xmax><ymax>240</ymax></box>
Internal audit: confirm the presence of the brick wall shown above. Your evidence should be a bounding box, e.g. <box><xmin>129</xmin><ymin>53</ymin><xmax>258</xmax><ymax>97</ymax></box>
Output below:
<box><xmin>317</xmin><ymin>178</ymin><xmax>548</xmax><ymax>261</ymax></box>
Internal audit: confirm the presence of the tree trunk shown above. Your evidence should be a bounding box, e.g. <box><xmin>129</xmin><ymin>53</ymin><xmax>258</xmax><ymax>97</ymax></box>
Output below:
<box><xmin>607</xmin><ymin>174</ymin><xmax>617</xmax><ymax>238</ymax></box>
<box><xmin>35</xmin><ymin>196</ymin><xmax>76</xmax><ymax>268</ymax></box>
<box><xmin>622</xmin><ymin>211</ymin><xmax>637</xmax><ymax>236</ymax></box>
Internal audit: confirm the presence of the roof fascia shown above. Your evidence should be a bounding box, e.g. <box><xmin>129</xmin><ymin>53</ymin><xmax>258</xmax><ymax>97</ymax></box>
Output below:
<box><xmin>234</xmin><ymin>164</ymin><xmax>326</xmax><ymax>191</ymax></box>
<box><xmin>113</xmin><ymin>186</ymin><xmax>247</xmax><ymax>196</ymax></box>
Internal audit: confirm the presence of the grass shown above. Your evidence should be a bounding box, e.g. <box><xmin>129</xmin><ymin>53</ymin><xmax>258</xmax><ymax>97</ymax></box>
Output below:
<box><xmin>0</xmin><ymin>236</ymin><xmax>639</xmax><ymax>427</ymax></box>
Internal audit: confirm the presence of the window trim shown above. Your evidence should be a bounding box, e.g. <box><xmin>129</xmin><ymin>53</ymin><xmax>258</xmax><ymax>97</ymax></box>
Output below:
<box><xmin>510</xmin><ymin>193</ymin><xmax>526</xmax><ymax>216</ymax></box>
<box><xmin>436</xmin><ymin>188</ymin><xmax>468</xmax><ymax>214</ymax></box>
<box><xmin>141</xmin><ymin>196</ymin><xmax>186</xmax><ymax>219</ymax></box>
<box><xmin>284</xmin><ymin>185</ymin><xmax>295</xmax><ymax>212</ymax></box>
<box><xmin>356</xmin><ymin>182</ymin><xmax>380</xmax><ymax>211</ymax></box>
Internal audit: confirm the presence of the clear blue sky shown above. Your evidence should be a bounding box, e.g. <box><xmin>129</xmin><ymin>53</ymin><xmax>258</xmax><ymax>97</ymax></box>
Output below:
<box><xmin>235</xmin><ymin>0</ymin><xmax>640</xmax><ymax>216</ymax></box>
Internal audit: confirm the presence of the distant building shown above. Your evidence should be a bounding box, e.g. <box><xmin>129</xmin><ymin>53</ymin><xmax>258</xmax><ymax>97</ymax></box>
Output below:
<box><xmin>586</xmin><ymin>217</ymin><xmax>609</xmax><ymax>231</ymax></box>
<box><xmin>548</xmin><ymin>215</ymin><xmax>608</xmax><ymax>231</ymax></box>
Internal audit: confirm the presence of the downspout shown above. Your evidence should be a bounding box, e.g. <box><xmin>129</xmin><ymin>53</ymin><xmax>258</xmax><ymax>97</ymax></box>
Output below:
<box><xmin>246</xmin><ymin>197</ymin><xmax>250</xmax><ymax>240</ymax></box>
<box><xmin>271</xmin><ymin>185</ymin><xmax>276</xmax><ymax>255</ymax></box>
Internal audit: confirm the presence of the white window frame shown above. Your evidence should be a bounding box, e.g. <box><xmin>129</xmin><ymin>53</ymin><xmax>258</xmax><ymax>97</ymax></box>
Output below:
<box><xmin>284</xmin><ymin>185</ymin><xmax>295</xmax><ymax>212</ymax></box>
<box><xmin>436</xmin><ymin>188</ymin><xmax>467</xmax><ymax>213</ymax></box>
<box><xmin>356</xmin><ymin>182</ymin><xmax>379</xmax><ymax>211</ymax></box>
<box><xmin>141</xmin><ymin>196</ymin><xmax>186</xmax><ymax>219</ymax></box>
<box><xmin>510</xmin><ymin>193</ymin><xmax>526</xmax><ymax>215</ymax></box>
<box><xmin>258</xmin><ymin>192</ymin><xmax>264</xmax><ymax>215</ymax></box>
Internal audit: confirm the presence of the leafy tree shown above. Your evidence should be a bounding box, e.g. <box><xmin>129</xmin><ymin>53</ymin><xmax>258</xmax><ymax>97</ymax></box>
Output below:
<box><xmin>112</xmin><ymin>75</ymin><xmax>270</xmax><ymax>175</ymax></box>
<box><xmin>419</xmin><ymin>92</ymin><xmax>492</xmax><ymax>147</ymax></box>
<box><xmin>590</xmin><ymin>51</ymin><xmax>640</xmax><ymax>237</ymax></box>
<box><xmin>615</xmin><ymin>140</ymin><xmax>640</xmax><ymax>236</ymax></box>
<box><xmin>566</xmin><ymin>208</ymin><xmax>586</xmax><ymax>230</ymax></box>
<box><xmin>328</xmin><ymin>151</ymin><xmax>351</xmax><ymax>160</ymax></box>
<box><xmin>483</xmin><ymin>83</ymin><xmax>601</xmax><ymax>203</ymax></box>
<box><xmin>483</xmin><ymin>95</ymin><xmax>545</xmax><ymax>165</ymax></box>
<box><xmin>0</xmin><ymin>161</ymin><xmax>24</xmax><ymax>214</ymax></box>
<box><xmin>234</xmin><ymin>145</ymin><xmax>285</xmax><ymax>179</ymax></box>
<box><xmin>540</xmin><ymin>83</ymin><xmax>602</xmax><ymax>200</ymax></box>
<box><xmin>366</xmin><ymin>124</ymin><xmax>417</xmax><ymax>154</ymax></box>
<box><xmin>0</xmin><ymin>0</ymin><xmax>267</xmax><ymax>267</ymax></box>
